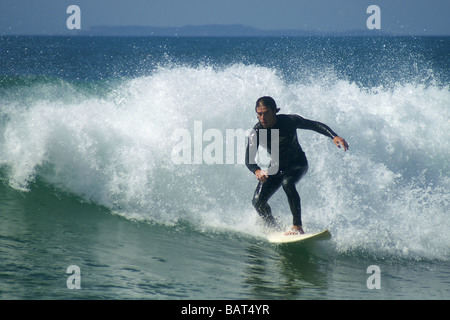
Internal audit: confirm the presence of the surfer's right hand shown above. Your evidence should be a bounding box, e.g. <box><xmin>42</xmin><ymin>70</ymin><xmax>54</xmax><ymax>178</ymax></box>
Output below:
<box><xmin>255</xmin><ymin>169</ymin><xmax>269</xmax><ymax>183</ymax></box>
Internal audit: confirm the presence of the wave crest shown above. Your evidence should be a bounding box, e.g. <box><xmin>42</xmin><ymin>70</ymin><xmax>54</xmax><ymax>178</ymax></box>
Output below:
<box><xmin>1</xmin><ymin>64</ymin><xmax>448</xmax><ymax>260</ymax></box>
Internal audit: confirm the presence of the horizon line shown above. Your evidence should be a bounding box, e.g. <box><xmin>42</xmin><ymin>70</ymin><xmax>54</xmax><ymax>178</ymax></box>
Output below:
<box><xmin>2</xmin><ymin>23</ymin><xmax>449</xmax><ymax>37</ymax></box>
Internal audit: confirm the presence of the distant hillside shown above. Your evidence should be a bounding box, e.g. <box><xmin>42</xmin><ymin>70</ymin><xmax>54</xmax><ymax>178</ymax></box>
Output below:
<box><xmin>77</xmin><ymin>24</ymin><xmax>388</xmax><ymax>37</ymax></box>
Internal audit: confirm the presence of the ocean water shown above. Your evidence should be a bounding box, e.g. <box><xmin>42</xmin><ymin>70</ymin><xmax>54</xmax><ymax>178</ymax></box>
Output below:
<box><xmin>0</xmin><ymin>36</ymin><xmax>449</xmax><ymax>301</ymax></box>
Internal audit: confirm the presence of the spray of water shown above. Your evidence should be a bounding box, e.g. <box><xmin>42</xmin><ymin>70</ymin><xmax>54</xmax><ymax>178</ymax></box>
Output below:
<box><xmin>1</xmin><ymin>64</ymin><xmax>449</xmax><ymax>260</ymax></box>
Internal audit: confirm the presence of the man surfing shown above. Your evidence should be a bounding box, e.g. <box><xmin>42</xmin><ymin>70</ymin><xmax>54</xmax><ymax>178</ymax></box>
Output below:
<box><xmin>245</xmin><ymin>96</ymin><xmax>348</xmax><ymax>235</ymax></box>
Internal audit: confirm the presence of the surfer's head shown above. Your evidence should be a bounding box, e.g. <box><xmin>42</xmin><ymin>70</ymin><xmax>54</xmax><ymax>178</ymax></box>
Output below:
<box><xmin>255</xmin><ymin>96</ymin><xmax>279</xmax><ymax>113</ymax></box>
<box><xmin>255</xmin><ymin>96</ymin><xmax>279</xmax><ymax>128</ymax></box>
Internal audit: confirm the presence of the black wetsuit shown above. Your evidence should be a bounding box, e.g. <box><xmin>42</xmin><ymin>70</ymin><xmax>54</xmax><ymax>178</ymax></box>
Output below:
<box><xmin>245</xmin><ymin>114</ymin><xmax>338</xmax><ymax>227</ymax></box>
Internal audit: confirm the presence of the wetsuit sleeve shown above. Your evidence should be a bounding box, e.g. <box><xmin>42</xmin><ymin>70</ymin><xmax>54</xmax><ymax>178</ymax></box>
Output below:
<box><xmin>245</xmin><ymin>128</ymin><xmax>261</xmax><ymax>174</ymax></box>
<box><xmin>292</xmin><ymin>115</ymin><xmax>338</xmax><ymax>139</ymax></box>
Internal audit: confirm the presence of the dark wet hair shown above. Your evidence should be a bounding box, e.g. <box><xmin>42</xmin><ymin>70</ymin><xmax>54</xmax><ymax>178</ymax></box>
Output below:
<box><xmin>255</xmin><ymin>96</ymin><xmax>280</xmax><ymax>112</ymax></box>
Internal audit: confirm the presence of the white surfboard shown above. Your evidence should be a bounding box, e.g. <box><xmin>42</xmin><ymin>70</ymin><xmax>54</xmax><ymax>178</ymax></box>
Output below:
<box><xmin>267</xmin><ymin>229</ymin><xmax>331</xmax><ymax>244</ymax></box>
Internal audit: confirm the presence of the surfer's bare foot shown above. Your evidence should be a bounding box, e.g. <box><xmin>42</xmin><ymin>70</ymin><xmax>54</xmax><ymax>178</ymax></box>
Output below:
<box><xmin>285</xmin><ymin>225</ymin><xmax>304</xmax><ymax>235</ymax></box>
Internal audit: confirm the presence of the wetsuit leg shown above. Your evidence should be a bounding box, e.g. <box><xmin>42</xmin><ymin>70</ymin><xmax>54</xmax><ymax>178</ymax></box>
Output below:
<box><xmin>252</xmin><ymin>175</ymin><xmax>283</xmax><ymax>227</ymax></box>
<box><xmin>281</xmin><ymin>165</ymin><xmax>308</xmax><ymax>226</ymax></box>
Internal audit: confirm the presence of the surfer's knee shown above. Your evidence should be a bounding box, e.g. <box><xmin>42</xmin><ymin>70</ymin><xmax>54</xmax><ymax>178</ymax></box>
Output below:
<box><xmin>281</xmin><ymin>179</ymin><xmax>296</xmax><ymax>193</ymax></box>
<box><xmin>252</xmin><ymin>194</ymin><xmax>262</xmax><ymax>208</ymax></box>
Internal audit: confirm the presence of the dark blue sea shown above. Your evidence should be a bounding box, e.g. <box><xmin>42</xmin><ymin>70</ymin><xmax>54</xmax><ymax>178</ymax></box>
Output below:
<box><xmin>0</xmin><ymin>36</ymin><xmax>449</xmax><ymax>302</ymax></box>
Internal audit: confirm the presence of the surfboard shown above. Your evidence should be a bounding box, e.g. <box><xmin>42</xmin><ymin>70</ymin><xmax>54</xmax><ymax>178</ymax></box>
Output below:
<box><xmin>267</xmin><ymin>229</ymin><xmax>331</xmax><ymax>244</ymax></box>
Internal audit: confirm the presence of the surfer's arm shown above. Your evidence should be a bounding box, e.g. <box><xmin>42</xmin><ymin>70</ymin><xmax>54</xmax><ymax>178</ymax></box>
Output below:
<box><xmin>292</xmin><ymin>115</ymin><xmax>349</xmax><ymax>151</ymax></box>
<box><xmin>245</xmin><ymin>128</ymin><xmax>261</xmax><ymax>174</ymax></box>
<box><xmin>293</xmin><ymin>115</ymin><xmax>338</xmax><ymax>138</ymax></box>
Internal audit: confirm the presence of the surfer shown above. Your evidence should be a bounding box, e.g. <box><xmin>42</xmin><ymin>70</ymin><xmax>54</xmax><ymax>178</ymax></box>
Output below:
<box><xmin>245</xmin><ymin>96</ymin><xmax>348</xmax><ymax>235</ymax></box>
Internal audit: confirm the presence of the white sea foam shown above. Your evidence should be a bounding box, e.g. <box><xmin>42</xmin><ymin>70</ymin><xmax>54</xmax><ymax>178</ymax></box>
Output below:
<box><xmin>1</xmin><ymin>64</ymin><xmax>449</xmax><ymax>259</ymax></box>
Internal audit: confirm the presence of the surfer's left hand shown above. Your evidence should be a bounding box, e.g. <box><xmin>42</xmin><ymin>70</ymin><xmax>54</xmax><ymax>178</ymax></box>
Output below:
<box><xmin>333</xmin><ymin>136</ymin><xmax>349</xmax><ymax>151</ymax></box>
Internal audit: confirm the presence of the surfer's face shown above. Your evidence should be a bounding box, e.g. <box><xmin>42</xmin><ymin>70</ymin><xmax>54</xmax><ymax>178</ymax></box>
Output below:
<box><xmin>256</xmin><ymin>105</ymin><xmax>277</xmax><ymax>128</ymax></box>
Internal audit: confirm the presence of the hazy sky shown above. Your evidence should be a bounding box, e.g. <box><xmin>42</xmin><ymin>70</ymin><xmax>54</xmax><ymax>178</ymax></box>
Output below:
<box><xmin>1</xmin><ymin>0</ymin><xmax>449</xmax><ymax>35</ymax></box>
